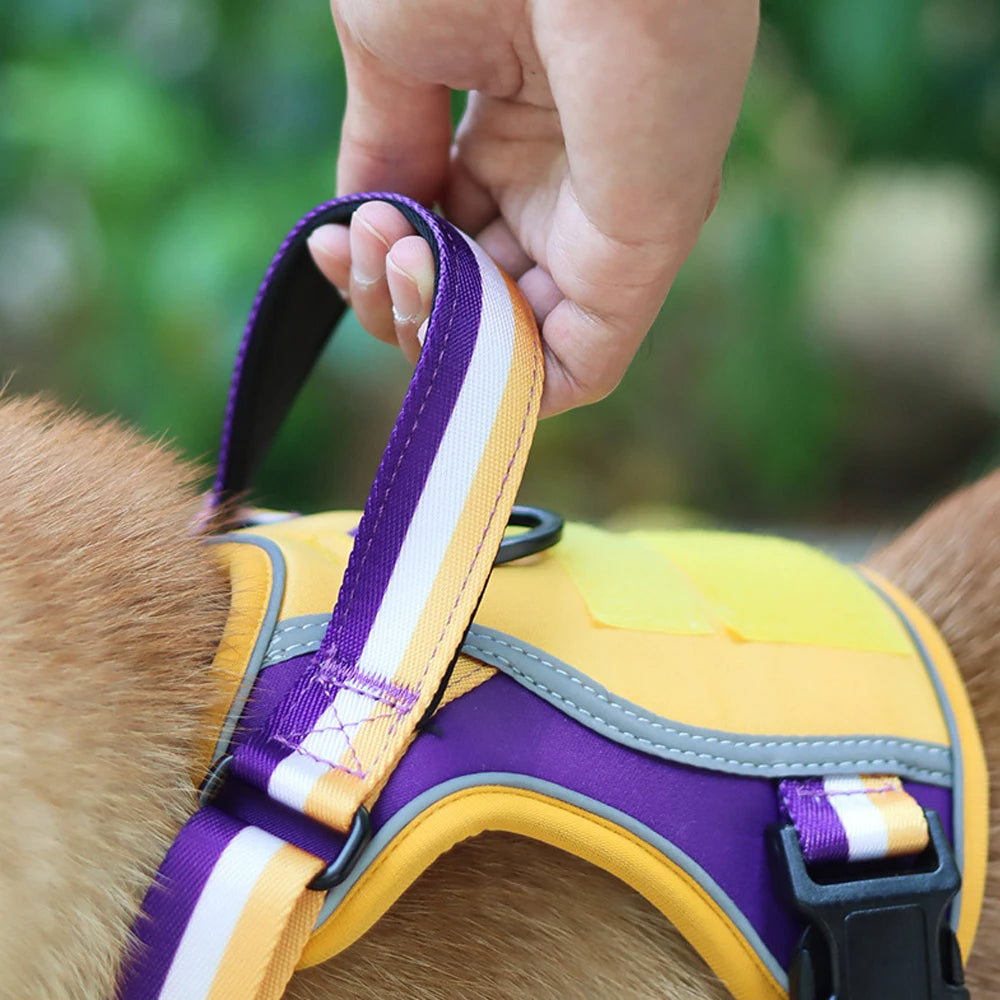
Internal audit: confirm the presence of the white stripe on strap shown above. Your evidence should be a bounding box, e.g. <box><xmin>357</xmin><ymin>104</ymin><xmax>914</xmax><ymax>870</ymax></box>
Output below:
<box><xmin>823</xmin><ymin>775</ymin><xmax>891</xmax><ymax>862</ymax></box>
<box><xmin>266</xmin><ymin>238</ymin><xmax>517</xmax><ymax>812</ymax></box>
<box><xmin>159</xmin><ymin>826</ymin><xmax>285</xmax><ymax>1000</ymax></box>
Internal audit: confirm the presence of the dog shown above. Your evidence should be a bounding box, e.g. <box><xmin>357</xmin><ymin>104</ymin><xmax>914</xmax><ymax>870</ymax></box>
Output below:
<box><xmin>0</xmin><ymin>392</ymin><xmax>996</xmax><ymax>1000</ymax></box>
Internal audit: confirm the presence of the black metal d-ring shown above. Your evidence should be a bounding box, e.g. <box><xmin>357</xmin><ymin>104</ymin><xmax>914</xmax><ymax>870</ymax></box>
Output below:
<box><xmin>307</xmin><ymin>806</ymin><xmax>373</xmax><ymax>891</ymax></box>
<box><xmin>198</xmin><ymin>752</ymin><xmax>234</xmax><ymax>807</ymax></box>
<box><xmin>198</xmin><ymin>754</ymin><xmax>371</xmax><ymax>892</ymax></box>
<box><xmin>495</xmin><ymin>505</ymin><xmax>564</xmax><ymax>565</ymax></box>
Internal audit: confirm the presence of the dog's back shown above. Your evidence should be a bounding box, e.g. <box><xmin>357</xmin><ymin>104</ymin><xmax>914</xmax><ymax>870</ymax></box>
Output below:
<box><xmin>0</xmin><ymin>398</ymin><xmax>995</xmax><ymax>999</ymax></box>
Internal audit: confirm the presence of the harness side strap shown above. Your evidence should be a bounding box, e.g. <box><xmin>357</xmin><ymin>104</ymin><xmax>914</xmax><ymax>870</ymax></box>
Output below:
<box><xmin>776</xmin><ymin>777</ymin><xmax>968</xmax><ymax>1000</ymax></box>
<box><xmin>779</xmin><ymin>775</ymin><xmax>929</xmax><ymax>864</ymax></box>
<box><xmin>118</xmin><ymin>808</ymin><xmax>324</xmax><ymax>1000</ymax></box>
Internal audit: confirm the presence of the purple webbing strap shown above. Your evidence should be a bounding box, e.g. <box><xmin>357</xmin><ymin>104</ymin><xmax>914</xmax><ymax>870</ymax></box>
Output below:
<box><xmin>780</xmin><ymin>777</ymin><xmax>853</xmax><ymax>863</ymax></box>
<box><xmin>779</xmin><ymin>776</ymin><xmax>931</xmax><ymax>865</ymax></box>
<box><xmin>222</xmin><ymin>195</ymin><xmax>495</xmax><ymax>800</ymax></box>
<box><xmin>211</xmin><ymin>193</ymin><xmax>445</xmax><ymax>508</ymax></box>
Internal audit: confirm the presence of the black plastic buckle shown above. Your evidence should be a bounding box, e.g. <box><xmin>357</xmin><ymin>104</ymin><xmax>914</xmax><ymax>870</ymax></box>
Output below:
<box><xmin>772</xmin><ymin>809</ymin><xmax>968</xmax><ymax>1000</ymax></box>
<box><xmin>307</xmin><ymin>806</ymin><xmax>372</xmax><ymax>891</ymax></box>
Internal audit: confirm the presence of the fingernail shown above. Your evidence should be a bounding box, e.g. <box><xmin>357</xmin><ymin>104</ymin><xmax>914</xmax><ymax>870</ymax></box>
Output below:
<box><xmin>306</xmin><ymin>225</ymin><xmax>351</xmax><ymax>292</ymax></box>
<box><xmin>352</xmin><ymin>215</ymin><xmax>389</xmax><ymax>288</ymax></box>
<box><xmin>387</xmin><ymin>257</ymin><xmax>423</xmax><ymax>325</ymax></box>
<box><xmin>306</xmin><ymin>224</ymin><xmax>343</xmax><ymax>260</ymax></box>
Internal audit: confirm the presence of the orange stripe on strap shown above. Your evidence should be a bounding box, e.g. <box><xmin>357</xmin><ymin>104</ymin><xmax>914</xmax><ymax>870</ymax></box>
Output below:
<box><xmin>860</xmin><ymin>775</ymin><xmax>930</xmax><ymax>859</ymax></box>
<box><xmin>301</xmin><ymin>256</ymin><xmax>542</xmax><ymax>830</ymax></box>
<box><xmin>206</xmin><ymin>844</ymin><xmax>324</xmax><ymax>1000</ymax></box>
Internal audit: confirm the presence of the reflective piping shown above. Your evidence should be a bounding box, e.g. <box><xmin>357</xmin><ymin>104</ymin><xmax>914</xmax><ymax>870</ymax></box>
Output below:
<box><xmin>313</xmin><ymin>771</ymin><xmax>790</xmax><ymax>991</ymax></box>
<box><xmin>205</xmin><ymin>534</ymin><xmax>286</xmax><ymax>762</ymax></box>
<box><xmin>256</xmin><ymin>615</ymin><xmax>953</xmax><ymax>784</ymax></box>
<box><xmin>860</xmin><ymin>574</ymin><xmax>965</xmax><ymax>932</ymax></box>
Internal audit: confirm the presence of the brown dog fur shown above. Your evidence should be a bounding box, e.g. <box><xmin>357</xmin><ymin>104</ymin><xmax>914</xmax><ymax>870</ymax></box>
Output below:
<box><xmin>0</xmin><ymin>396</ymin><xmax>995</xmax><ymax>999</ymax></box>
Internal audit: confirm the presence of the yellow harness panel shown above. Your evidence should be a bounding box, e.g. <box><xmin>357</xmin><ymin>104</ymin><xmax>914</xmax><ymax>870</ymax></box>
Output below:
<box><xmin>474</xmin><ymin>524</ymin><xmax>947</xmax><ymax>743</ymax></box>
<box><xmin>203</xmin><ymin>514</ymin><xmax>987</xmax><ymax>999</ymax></box>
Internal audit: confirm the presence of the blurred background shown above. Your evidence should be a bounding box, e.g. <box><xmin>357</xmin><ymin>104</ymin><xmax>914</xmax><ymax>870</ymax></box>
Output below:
<box><xmin>2</xmin><ymin>0</ymin><xmax>999</xmax><ymax>550</ymax></box>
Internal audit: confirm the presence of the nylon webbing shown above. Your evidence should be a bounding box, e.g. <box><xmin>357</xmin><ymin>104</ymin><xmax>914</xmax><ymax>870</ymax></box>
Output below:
<box><xmin>779</xmin><ymin>775</ymin><xmax>930</xmax><ymax>865</ymax></box>
<box><xmin>117</xmin><ymin>194</ymin><xmax>542</xmax><ymax>999</ymax></box>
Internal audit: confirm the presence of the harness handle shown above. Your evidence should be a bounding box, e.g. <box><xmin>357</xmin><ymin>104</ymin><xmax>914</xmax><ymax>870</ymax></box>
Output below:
<box><xmin>218</xmin><ymin>193</ymin><xmax>543</xmax><ymax>829</ymax></box>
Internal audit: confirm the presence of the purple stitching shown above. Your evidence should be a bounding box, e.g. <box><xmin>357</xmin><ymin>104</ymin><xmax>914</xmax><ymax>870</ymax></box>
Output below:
<box><xmin>320</xmin><ymin>219</ymin><xmax>462</xmax><ymax>647</ymax></box>
<box><xmin>275</xmin><ymin>691</ymin><xmax>405</xmax><ymax>745</ymax></box>
<box><xmin>273</xmin><ymin>745</ymin><xmax>366</xmax><ymax>780</ymax></box>
<box><xmin>310</xmin><ymin>672</ymin><xmax>419</xmax><ymax>713</ymax></box>
<box><xmin>288</xmin><ymin>672</ymin><xmax>418</xmax><ymax>771</ymax></box>
<box><xmin>360</xmin><ymin>317</ymin><xmax>543</xmax><ymax>784</ymax></box>
<box><xmin>788</xmin><ymin>783</ymin><xmax>900</xmax><ymax>800</ymax></box>
<box><xmin>275</xmin><ymin>706</ymin><xmax>402</xmax><ymax>777</ymax></box>
<box><xmin>323</xmin><ymin>698</ymin><xmax>364</xmax><ymax>774</ymax></box>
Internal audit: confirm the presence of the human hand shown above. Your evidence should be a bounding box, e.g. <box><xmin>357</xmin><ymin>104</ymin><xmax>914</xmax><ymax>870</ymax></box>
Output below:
<box><xmin>308</xmin><ymin>0</ymin><xmax>759</xmax><ymax>416</ymax></box>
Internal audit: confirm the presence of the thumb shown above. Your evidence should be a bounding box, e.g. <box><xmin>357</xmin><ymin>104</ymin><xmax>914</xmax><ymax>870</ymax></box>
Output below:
<box><xmin>335</xmin><ymin>21</ymin><xmax>452</xmax><ymax>204</ymax></box>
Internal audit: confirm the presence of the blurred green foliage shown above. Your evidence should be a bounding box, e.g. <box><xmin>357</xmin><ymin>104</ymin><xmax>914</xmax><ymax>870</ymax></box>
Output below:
<box><xmin>1</xmin><ymin>0</ymin><xmax>999</xmax><ymax>524</ymax></box>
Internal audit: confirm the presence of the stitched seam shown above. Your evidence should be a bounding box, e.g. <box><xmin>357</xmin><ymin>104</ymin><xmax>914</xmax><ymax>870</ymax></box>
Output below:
<box><xmin>466</xmin><ymin>632</ymin><xmax>949</xmax><ymax>758</ymax></box>
<box><xmin>784</xmin><ymin>784</ymin><xmax>902</xmax><ymax>800</ymax></box>
<box><xmin>295</xmin><ymin>698</ymin><xmax>363</xmax><ymax>774</ymax></box>
<box><xmin>287</xmin><ymin>224</ymin><xmax>464</xmax><ymax>769</ymax></box>
<box><xmin>362</xmin><ymin>293</ymin><xmax>542</xmax><ymax>781</ymax></box>
<box><xmin>270</xmin><ymin>622</ymin><xmax>323</xmax><ymax>640</ymax></box>
<box><xmin>275</xmin><ymin>710</ymin><xmax>383</xmax><ymax>748</ymax></box>
<box><xmin>273</xmin><ymin>707</ymin><xmax>401</xmax><ymax>776</ymax></box>
<box><xmin>470</xmin><ymin>645</ymin><xmax>948</xmax><ymax>780</ymax></box>
<box><xmin>275</xmin><ymin>746</ymin><xmax>365</xmax><ymax>779</ymax></box>
<box><xmin>263</xmin><ymin>640</ymin><xmax>319</xmax><ymax>663</ymax></box>
<box><xmin>325</xmin><ymin>683</ymin><xmax>413</xmax><ymax>710</ymax></box>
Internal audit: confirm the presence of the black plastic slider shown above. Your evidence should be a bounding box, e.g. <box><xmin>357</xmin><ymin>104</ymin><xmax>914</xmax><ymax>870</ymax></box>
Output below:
<box><xmin>772</xmin><ymin>809</ymin><xmax>968</xmax><ymax>1000</ymax></box>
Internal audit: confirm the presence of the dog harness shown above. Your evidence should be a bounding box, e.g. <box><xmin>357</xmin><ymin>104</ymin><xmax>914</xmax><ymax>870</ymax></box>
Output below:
<box><xmin>118</xmin><ymin>195</ymin><xmax>988</xmax><ymax>1000</ymax></box>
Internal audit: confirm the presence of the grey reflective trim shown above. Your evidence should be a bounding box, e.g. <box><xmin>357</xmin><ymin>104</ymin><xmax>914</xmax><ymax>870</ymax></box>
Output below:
<box><xmin>860</xmin><ymin>575</ymin><xmax>965</xmax><ymax>933</ymax></box>
<box><xmin>313</xmin><ymin>772</ymin><xmax>789</xmax><ymax>991</ymax></box>
<box><xmin>261</xmin><ymin>615</ymin><xmax>953</xmax><ymax>784</ymax></box>
<box><xmin>466</xmin><ymin>625</ymin><xmax>953</xmax><ymax>786</ymax></box>
<box><xmin>262</xmin><ymin>613</ymin><xmax>329</xmax><ymax>668</ymax></box>
<box><xmin>205</xmin><ymin>534</ymin><xmax>286</xmax><ymax>761</ymax></box>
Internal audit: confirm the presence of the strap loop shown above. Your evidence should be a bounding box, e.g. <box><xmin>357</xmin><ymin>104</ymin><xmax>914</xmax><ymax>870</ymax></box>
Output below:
<box><xmin>225</xmin><ymin>194</ymin><xmax>543</xmax><ymax>829</ymax></box>
<box><xmin>778</xmin><ymin>775</ymin><xmax>929</xmax><ymax>865</ymax></box>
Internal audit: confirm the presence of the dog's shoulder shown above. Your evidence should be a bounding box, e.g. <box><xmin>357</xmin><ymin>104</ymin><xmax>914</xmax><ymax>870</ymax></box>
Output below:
<box><xmin>0</xmin><ymin>397</ymin><xmax>229</xmax><ymax>999</ymax></box>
